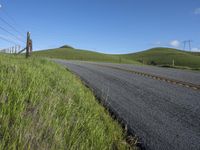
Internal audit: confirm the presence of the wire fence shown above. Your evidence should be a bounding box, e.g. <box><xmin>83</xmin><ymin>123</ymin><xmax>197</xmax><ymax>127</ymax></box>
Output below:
<box><xmin>0</xmin><ymin>5</ymin><xmax>33</xmax><ymax>57</ymax></box>
<box><xmin>0</xmin><ymin>45</ymin><xmax>21</xmax><ymax>54</ymax></box>
<box><xmin>0</xmin><ymin>4</ymin><xmax>27</xmax><ymax>55</ymax></box>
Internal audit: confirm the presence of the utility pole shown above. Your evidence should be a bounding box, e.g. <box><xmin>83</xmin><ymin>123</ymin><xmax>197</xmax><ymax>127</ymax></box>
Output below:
<box><xmin>26</xmin><ymin>32</ymin><xmax>32</xmax><ymax>58</ymax></box>
<box><xmin>183</xmin><ymin>41</ymin><xmax>187</xmax><ymax>50</ymax></box>
<box><xmin>188</xmin><ymin>40</ymin><xmax>192</xmax><ymax>51</ymax></box>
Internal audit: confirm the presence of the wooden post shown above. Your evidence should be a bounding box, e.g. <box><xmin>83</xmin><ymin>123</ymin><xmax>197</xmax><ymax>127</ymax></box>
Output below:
<box><xmin>119</xmin><ymin>56</ymin><xmax>122</xmax><ymax>63</ymax></box>
<box><xmin>26</xmin><ymin>32</ymin><xmax>30</xmax><ymax>58</ymax></box>
<box><xmin>172</xmin><ymin>59</ymin><xmax>175</xmax><ymax>67</ymax></box>
<box><xmin>26</xmin><ymin>32</ymin><xmax>32</xmax><ymax>58</ymax></box>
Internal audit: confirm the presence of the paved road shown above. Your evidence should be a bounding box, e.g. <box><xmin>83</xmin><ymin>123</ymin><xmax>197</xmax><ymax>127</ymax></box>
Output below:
<box><xmin>54</xmin><ymin>60</ymin><xmax>200</xmax><ymax>150</ymax></box>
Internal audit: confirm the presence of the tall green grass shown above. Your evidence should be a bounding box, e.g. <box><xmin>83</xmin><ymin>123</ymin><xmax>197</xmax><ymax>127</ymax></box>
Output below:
<box><xmin>0</xmin><ymin>54</ymin><xmax>132</xmax><ymax>149</ymax></box>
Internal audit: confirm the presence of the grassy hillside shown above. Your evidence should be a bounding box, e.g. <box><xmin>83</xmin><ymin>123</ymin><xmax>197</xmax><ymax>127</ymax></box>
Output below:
<box><xmin>124</xmin><ymin>48</ymin><xmax>200</xmax><ymax>69</ymax></box>
<box><xmin>187</xmin><ymin>51</ymin><xmax>200</xmax><ymax>56</ymax></box>
<box><xmin>0</xmin><ymin>54</ymin><xmax>133</xmax><ymax>149</ymax></box>
<box><xmin>33</xmin><ymin>47</ymin><xmax>139</xmax><ymax>64</ymax></box>
<box><xmin>34</xmin><ymin>46</ymin><xmax>200</xmax><ymax>69</ymax></box>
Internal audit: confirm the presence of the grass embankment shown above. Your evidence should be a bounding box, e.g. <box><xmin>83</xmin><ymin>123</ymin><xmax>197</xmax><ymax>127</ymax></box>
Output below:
<box><xmin>0</xmin><ymin>54</ymin><xmax>133</xmax><ymax>149</ymax></box>
<box><xmin>34</xmin><ymin>47</ymin><xmax>200</xmax><ymax>70</ymax></box>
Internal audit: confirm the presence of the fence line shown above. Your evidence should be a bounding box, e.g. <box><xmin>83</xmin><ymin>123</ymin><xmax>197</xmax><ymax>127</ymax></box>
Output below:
<box><xmin>0</xmin><ymin>45</ymin><xmax>21</xmax><ymax>54</ymax></box>
<box><xmin>0</xmin><ymin>32</ymin><xmax>32</xmax><ymax>57</ymax></box>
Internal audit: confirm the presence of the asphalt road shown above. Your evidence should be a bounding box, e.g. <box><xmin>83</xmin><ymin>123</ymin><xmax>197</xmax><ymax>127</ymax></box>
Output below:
<box><xmin>54</xmin><ymin>60</ymin><xmax>200</xmax><ymax>150</ymax></box>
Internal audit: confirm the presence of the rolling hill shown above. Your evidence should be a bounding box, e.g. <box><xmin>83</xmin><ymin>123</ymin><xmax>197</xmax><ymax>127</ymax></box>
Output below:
<box><xmin>33</xmin><ymin>46</ymin><xmax>200</xmax><ymax>69</ymax></box>
<box><xmin>124</xmin><ymin>48</ymin><xmax>200</xmax><ymax>69</ymax></box>
<box><xmin>33</xmin><ymin>47</ymin><xmax>139</xmax><ymax>64</ymax></box>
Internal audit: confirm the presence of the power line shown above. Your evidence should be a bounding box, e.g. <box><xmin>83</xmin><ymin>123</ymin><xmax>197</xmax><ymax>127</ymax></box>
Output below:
<box><xmin>0</xmin><ymin>7</ymin><xmax>27</xmax><ymax>34</ymax></box>
<box><xmin>0</xmin><ymin>34</ymin><xmax>24</xmax><ymax>45</ymax></box>
<box><xmin>0</xmin><ymin>25</ymin><xmax>26</xmax><ymax>43</ymax></box>
<box><xmin>0</xmin><ymin>5</ymin><xmax>27</xmax><ymax>43</ymax></box>
<box><xmin>0</xmin><ymin>16</ymin><xmax>25</xmax><ymax>38</ymax></box>
<box><xmin>0</xmin><ymin>35</ymin><xmax>18</xmax><ymax>45</ymax></box>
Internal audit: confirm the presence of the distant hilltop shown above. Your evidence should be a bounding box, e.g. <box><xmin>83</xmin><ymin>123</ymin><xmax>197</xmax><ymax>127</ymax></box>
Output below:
<box><xmin>60</xmin><ymin>45</ymin><xmax>74</xmax><ymax>49</ymax></box>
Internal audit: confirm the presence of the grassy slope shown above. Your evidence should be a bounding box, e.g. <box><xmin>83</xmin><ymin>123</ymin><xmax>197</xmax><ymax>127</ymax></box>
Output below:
<box><xmin>34</xmin><ymin>47</ymin><xmax>200</xmax><ymax>69</ymax></box>
<box><xmin>33</xmin><ymin>48</ymin><xmax>139</xmax><ymax>64</ymax></box>
<box><xmin>0</xmin><ymin>54</ymin><xmax>132</xmax><ymax>149</ymax></box>
<box><xmin>187</xmin><ymin>51</ymin><xmax>200</xmax><ymax>56</ymax></box>
<box><xmin>124</xmin><ymin>48</ymin><xmax>200</xmax><ymax>69</ymax></box>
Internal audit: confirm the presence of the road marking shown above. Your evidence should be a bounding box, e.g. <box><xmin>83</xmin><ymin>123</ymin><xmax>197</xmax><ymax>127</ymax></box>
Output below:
<box><xmin>95</xmin><ymin>64</ymin><xmax>200</xmax><ymax>91</ymax></box>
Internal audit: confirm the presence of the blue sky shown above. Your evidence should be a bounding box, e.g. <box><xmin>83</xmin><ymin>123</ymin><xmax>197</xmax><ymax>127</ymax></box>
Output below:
<box><xmin>0</xmin><ymin>0</ymin><xmax>200</xmax><ymax>54</ymax></box>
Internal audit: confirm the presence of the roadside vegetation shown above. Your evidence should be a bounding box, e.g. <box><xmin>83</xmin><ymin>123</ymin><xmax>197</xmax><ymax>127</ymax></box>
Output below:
<box><xmin>34</xmin><ymin>46</ymin><xmax>200</xmax><ymax>70</ymax></box>
<box><xmin>0</xmin><ymin>54</ymin><xmax>133</xmax><ymax>149</ymax></box>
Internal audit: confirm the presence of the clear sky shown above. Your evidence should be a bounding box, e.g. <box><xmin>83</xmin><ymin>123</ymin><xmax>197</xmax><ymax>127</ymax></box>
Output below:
<box><xmin>0</xmin><ymin>0</ymin><xmax>200</xmax><ymax>53</ymax></box>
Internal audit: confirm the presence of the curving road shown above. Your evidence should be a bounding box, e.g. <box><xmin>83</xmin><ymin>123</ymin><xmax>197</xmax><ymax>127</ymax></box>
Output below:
<box><xmin>54</xmin><ymin>60</ymin><xmax>200</xmax><ymax>150</ymax></box>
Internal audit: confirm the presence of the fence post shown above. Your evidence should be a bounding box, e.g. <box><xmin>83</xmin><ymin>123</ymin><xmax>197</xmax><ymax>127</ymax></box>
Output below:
<box><xmin>26</xmin><ymin>32</ymin><xmax>32</xmax><ymax>58</ymax></box>
<box><xmin>172</xmin><ymin>59</ymin><xmax>175</xmax><ymax>67</ymax></box>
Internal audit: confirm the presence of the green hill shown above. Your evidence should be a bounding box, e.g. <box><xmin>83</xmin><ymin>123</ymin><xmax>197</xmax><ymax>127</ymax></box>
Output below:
<box><xmin>123</xmin><ymin>48</ymin><xmax>200</xmax><ymax>69</ymax></box>
<box><xmin>33</xmin><ymin>47</ymin><xmax>139</xmax><ymax>64</ymax></box>
<box><xmin>34</xmin><ymin>47</ymin><xmax>200</xmax><ymax>70</ymax></box>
